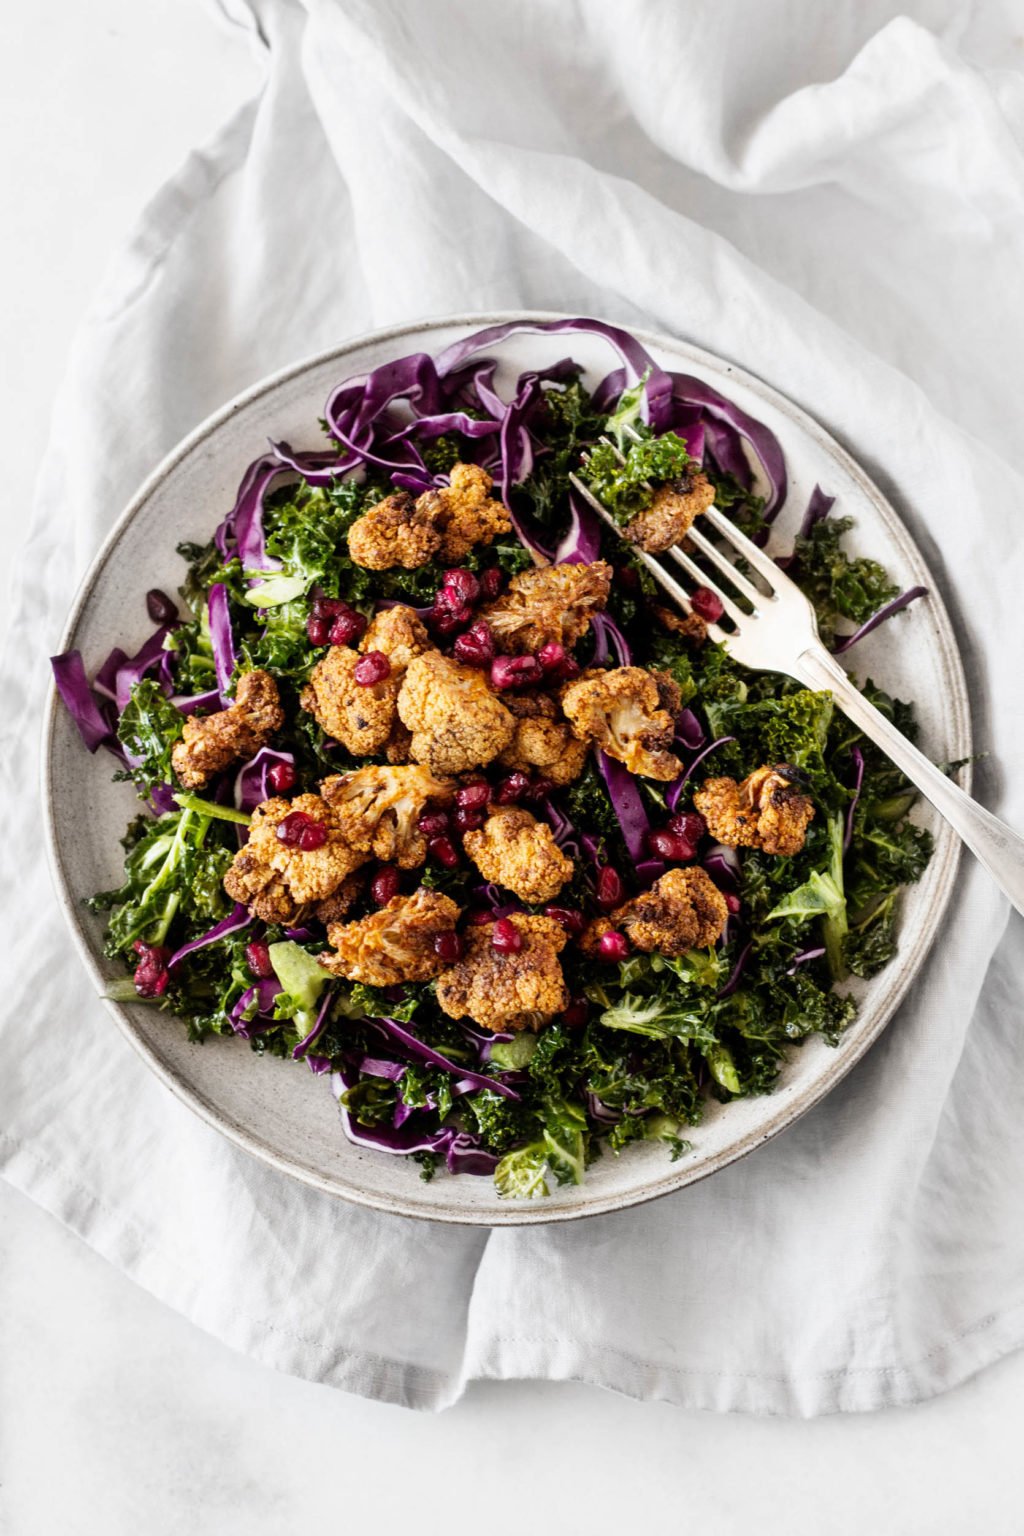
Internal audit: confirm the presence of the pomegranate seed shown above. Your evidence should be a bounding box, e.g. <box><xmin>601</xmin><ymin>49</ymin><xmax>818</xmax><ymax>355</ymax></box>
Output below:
<box><xmin>456</xmin><ymin>781</ymin><xmax>491</xmax><ymax>810</ymax></box>
<box><xmin>354</xmin><ymin>650</ymin><xmax>391</xmax><ymax>686</ymax></box>
<box><xmin>478</xmin><ymin>567</ymin><xmax>503</xmax><ymax>600</ymax></box>
<box><xmin>245</xmin><ymin>941</ymin><xmax>274</xmax><ymax>979</ymax></box>
<box><xmin>307</xmin><ymin>616</ymin><xmax>329</xmax><ymax>647</ymax></box>
<box><xmin>267</xmin><ymin>760</ymin><xmax>296</xmax><ymax>794</ymax></box>
<box><xmin>667</xmin><ymin>811</ymin><xmax>706</xmax><ymax>844</ymax></box>
<box><xmin>417</xmin><ymin>810</ymin><xmax>450</xmax><ymax>837</ymax></box>
<box><xmin>598</xmin><ymin>929</ymin><xmax>630</xmax><ymax>962</ymax></box>
<box><xmin>442</xmin><ymin>568</ymin><xmax>480</xmax><ymax>606</ymax></box>
<box><xmin>430</xmin><ymin>604</ymin><xmax>472</xmax><ymax>637</ymax></box>
<box><xmin>524</xmin><ymin>776</ymin><xmax>555</xmax><ymax>804</ymax></box>
<box><xmin>544</xmin><ymin>905</ymin><xmax>585</xmax><ymax>936</ymax></box>
<box><xmin>491</xmin><ymin>654</ymin><xmax>543</xmax><ymax>691</ymax></box>
<box><xmin>132</xmin><ymin>942</ymin><xmax>171</xmax><ymax>999</ymax></box>
<box><xmin>298</xmin><ymin>821</ymin><xmax>328</xmax><ymax>852</ymax></box>
<box><xmin>433</xmin><ymin>930</ymin><xmax>465</xmax><ymax>963</ymax></box>
<box><xmin>595</xmin><ymin>865</ymin><xmax>624</xmax><ymax>909</ymax></box>
<box><xmin>555</xmin><ymin>656</ymin><xmax>581</xmax><ymax>682</ymax></box>
<box><xmin>616</xmin><ymin>564</ymin><xmax>640</xmax><ymax>591</ymax></box>
<box><xmin>690</xmin><ymin>586</ymin><xmax>724</xmax><ymax>623</ymax></box>
<box><xmin>371</xmin><ymin>866</ymin><xmax>402</xmax><ymax>906</ymax></box>
<box><xmin>328</xmin><ymin>609</ymin><xmax>367</xmax><ymax>647</ymax></box>
<box><xmin>276</xmin><ymin>811</ymin><xmax>309</xmax><ymax>847</ymax></box>
<box><xmin>648</xmin><ymin>829</ymin><xmax>696</xmax><ymax>862</ymax></box>
<box><xmin>311</xmin><ymin>593</ymin><xmax>345</xmax><ymax>619</ymax></box>
<box><xmin>495</xmin><ymin>772</ymin><xmax>530</xmax><ymax>805</ymax></box>
<box><xmin>428</xmin><ymin>835</ymin><xmax>460</xmax><ymax>869</ymax></box>
<box><xmin>725</xmin><ymin>892</ymin><xmax>742</xmax><ymax>915</ymax></box>
<box><xmin>466</xmin><ymin>909</ymin><xmax>494</xmax><ymax>925</ymax></box>
<box><xmin>145</xmin><ymin>588</ymin><xmax>179</xmax><ymax>624</ymax></box>
<box><xmin>537</xmin><ymin>641</ymin><xmax>567</xmax><ymax>673</ymax></box>
<box><xmin>491</xmin><ymin>917</ymin><xmax>523</xmax><ymax>955</ymax></box>
<box><xmin>454</xmin><ymin>806</ymin><xmax>485</xmax><ymax>833</ymax></box>
<box><xmin>453</xmin><ymin>619</ymin><xmax>495</xmax><ymax>668</ymax></box>
<box><xmin>562</xmin><ymin>996</ymin><xmax>590</xmax><ymax>1028</ymax></box>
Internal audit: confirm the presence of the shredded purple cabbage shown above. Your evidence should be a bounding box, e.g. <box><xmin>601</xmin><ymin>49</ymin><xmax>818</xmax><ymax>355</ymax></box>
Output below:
<box><xmin>598</xmin><ymin>751</ymin><xmax>664</xmax><ymax>885</ymax></box>
<box><xmin>831</xmin><ymin>587</ymin><xmax>928</xmax><ymax>655</ymax></box>
<box><xmin>51</xmin><ymin>651</ymin><xmax>115</xmax><ymax>752</ymax></box>
<box><xmin>229</xmin><ymin>978</ymin><xmax>282</xmax><ymax>1039</ymax></box>
<box><xmin>844</xmin><ymin>746</ymin><xmax>866</xmax><ymax>853</ymax></box>
<box><xmin>667</xmin><ymin>736</ymin><xmax>736</xmax><ymax>812</ymax></box>
<box><xmin>234</xmin><ymin>746</ymin><xmax>296</xmax><ymax>813</ymax></box>
<box><xmin>207</xmin><ymin>584</ymin><xmax>237</xmax><ymax>703</ymax></box>
<box><xmin>369</xmin><ymin>1016</ymin><xmax>520</xmax><ymax>1100</ymax></box>
<box><xmin>703</xmin><ymin>843</ymin><xmax>743</xmax><ymax>893</ymax></box>
<box><xmin>717</xmin><ymin>940</ymin><xmax>753</xmax><ymax>998</ymax></box>
<box><xmin>168</xmin><ymin>904</ymin><xmax>250</xmax><ymax>970</ymax></box>
<box><xmin>292</xmin><ymin>985</ymin><xmax>336</xmax><ymax>1061</ymax></box>
<box><xmin>589</xmin><ymin>611</ymin><xmax>631</xmax><ymax>668</ymax></box>
<box><xmin>786</xmin><ymin>947</ymin><xmax>827</xmax><ymax>975</ymax></box>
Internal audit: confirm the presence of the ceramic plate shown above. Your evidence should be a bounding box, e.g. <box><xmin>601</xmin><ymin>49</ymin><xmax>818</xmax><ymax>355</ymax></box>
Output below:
<box><xmin>43</xmin><ymin>312</ymin><xmax>970</xmax><ymax>1224</ymax></box>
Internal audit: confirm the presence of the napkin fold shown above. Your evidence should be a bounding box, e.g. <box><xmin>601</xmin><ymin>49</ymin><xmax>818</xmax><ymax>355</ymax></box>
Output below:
<box><xmin>3</xmin><ymin>0</ymin><xmax>1024</xmax><ymax>1413</ymax></box>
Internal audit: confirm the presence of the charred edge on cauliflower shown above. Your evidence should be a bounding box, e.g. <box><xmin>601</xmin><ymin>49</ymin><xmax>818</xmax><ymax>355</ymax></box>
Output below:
<box><xmin>479</xmin><ymin>560</ymin><xmax>612</xmax><ymax>654</ymax></box>
<box><xmin>171</xmin><ymin>669</ymin><xmax>284</xmax><ymax>790</ymax></box>
<box><xmin>693</xmin><ymin>765</ymin><xmax>815</xmax><ymax>856</ymax></box>
<box><xmin>560</xmin><ymin>666</ymin><xmax>683</xmax><ymax>781</ymax></box>
<box><xmin>613</xmin><ymin>867</ymin><xmax>729</xmax><ymax>955</ymax></box>
<box><xmin>434</xmin><ymin>914</ymin><xmax>569</xmax><ymax>1032</ymax></box>
<box><xmin>222</xmin><ymin>792</ymin><xmax>365</xmax><ymax>925</ymax></box>
<box><xmin>320</xmin><ymin>764</ymin><xmax>456</xmax><ymax>868</ymax></box>
<box><xmin>318</xmin><ymin>887</ymin><xmax>461</xmax><ymax>987</ymax></box>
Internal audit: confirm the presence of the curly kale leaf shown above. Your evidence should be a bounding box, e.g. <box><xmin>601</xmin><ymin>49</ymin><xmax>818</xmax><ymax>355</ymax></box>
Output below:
<box><xmin>790</xmin><ymin>515</ymin><xmax>900</xmax><ymax>646</ymax></box>
<box><xmin>116</xmin><ymin>680</ymin><xmax>186</xmax><ymax>795</ymax></box>
<box><xmin>583</xmin><ymin>430</ymin><xmax>698</xmax><ymax>524</ymax></box>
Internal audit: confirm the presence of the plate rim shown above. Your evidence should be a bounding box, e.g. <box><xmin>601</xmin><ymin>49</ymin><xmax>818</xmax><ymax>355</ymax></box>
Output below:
<box><xmin>42</xmin><ymin>308</ymin><xmax>971</xmax><ymax>1225</ymax></box>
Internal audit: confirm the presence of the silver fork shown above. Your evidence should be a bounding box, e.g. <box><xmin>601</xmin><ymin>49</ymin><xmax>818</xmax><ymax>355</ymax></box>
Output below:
<box><xmin>570</xmin><ymin>442</ymin><xmax>1024</xmax><ymax>917</ymax></box>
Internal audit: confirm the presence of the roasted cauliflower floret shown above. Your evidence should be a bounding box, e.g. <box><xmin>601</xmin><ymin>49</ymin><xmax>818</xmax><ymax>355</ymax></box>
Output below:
<box><xmin>320</xmin><ymin>764</ymin><xmax>456</xmax><ymax>868</ymax></box>
<box><xmin>223</xmin><ymin>793</ymin><xmax>366</xmax><ymax>924</ymax></box>
<box><xmin>397</xmin><ymin>651</ymin><xmax>514</xmax><ymax>775</ymax></box>
<box><xmin>416</xmin><ymin>462</ymin><xmax>512</xmax><ymax>562</ymax></box>
<box><xmin>301</xmin><ymin>646</ymin><xmax>395</xmax><ymax>757</ymax></box>
<box><xmin>318</xmin><ymin>888</ymin><xmax>461</xmax><ymax>987</ymax></box>
<box><xmin>479</xmin><ymin>560</ymin><xmax>612</xmax><ymax>654</ymax></box>
<box><xmin>360</xmin><ymin>604</ymin><xmax>432</xmax><ymax>674</ymax></box>
<box><xmin>623</xmin><ymin>469</ymin><xmax>715</xmax><ymax>554</ymax></box>
<box><xmin>653</xmin><ymin>603</ymin><xmax>707</xmax><ymax>645</ymax></box>
<box><xmin>462</xmin><ymin>806</ymin><xmax>574</xmax><ymax>904</ymax></box>
<box><xmin>560</xmin><ymin>666</ymin><xmax>682</xmax><ymax>781</ymax></box>
<box><xmin>171</xmin><ymin>669</ymin><xmax>284</xmax><ymax>790</ymax></box>
<box><xmin>347</xmin><ymin>491</ymin><xmax>441</xmax><ymax>571</ymax></box>
<box><xmin>694</xmin><ymin>765</ymin><xmax>815</xmax><ymax>856</ymax></box>
<box><xmin>613</xmin><ymin>867</ymin><xmax>728</xmax><ymax>955</ymax></box>
<box><xmin>435</xmin><ymin>915</ymin><xmax>569</xmax><ymax>1032</ymax></box>
<box><xmin>496</xmin><ymin>691</ymin><xmax>589</xmax><ymax>786</ymax></box>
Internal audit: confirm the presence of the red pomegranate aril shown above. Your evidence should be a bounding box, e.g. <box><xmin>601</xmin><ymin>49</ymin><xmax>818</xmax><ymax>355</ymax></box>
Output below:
<box><xmin>491</xmin><ymin>917</ymin><xmax>523</xmax><ymax>955</ymax></box>
<box><xmin>595</xmin><ymin>864</ymin><xmax>625</xmax><ymax>909</ymax></box>
<box><xmin>276</xmin><ymin>811</ymin><xmax>309</xmax><ymax>847</ymax></box>
<box><xmin>466</xmin><ymin>908</ymin><xmax>494</xmax><ymax>925</ymax></box>
<box><xmin>725</xmin><ymin>892</ymin><xmax>742</xmax><ymax>915</ymax></box>
<box><xmin>562</xmin><ymin>996</ymin><xmax>590</xmax><ymax>1029</ymax></box>
<box><xmin>478</xmin><ymin>567</ymin><xmax>503</xmax><ymax>600</ymax></box>
<box><xmin>456</xmin><ymin>781</ymin><xmax>491</xmax><ymax>810</ymax></box>
<box><xmin>145</xmin><ymin>588</ymin><xmax>179</xmax><ymax>625</ymax></box>
<box><xmin>616</xmin><ymin>564</ymin><xmax>640</xmax><ymax>591</ymax></box>
<box><xmin>371</xmin><ymin>866</ymin><xmax>402</xmax><ymax>906</ymax></box>
<box><xmin>307</xmin><ymin>616</ymin><xmax>330</xmax><ymax>647</ymax></box>
<box><xmin>442</xmin><ymin>568</ymin><xmax>480</xmax><ymax>606</ymax></box>
<box><xmin>543</xmin><ymin>905</ymin><xmax>585</xmax><ymax>936</ymax></box>
<box><xmin>556</xmin><ymin>656</ymin><xmax>581</xmax><ymax>682</ymax></box>
<box><xmin>433</xmin><ymin>930</ymin><xmax>465</xmax><ymax>963</ymax></box>
<box><xmin>328</xmin><ymin>609</ymin><xmax>367</xmax><ymax>647</ymax></box>
<box><xmin>495</xmin><ymin>771</ymin><xmax>530</xmax><ymax>805</ymax></box>
<box><xmin>354</xmin><ymin>650</ymin><xmax>391</xmax><ymax>686</ymax></box>
<box><xmin>453</xmin><ymin>620</ymin><xmax>495</xmax><ymax>667</ymax></box>
<box><xmin>132</xmin><ymin>941</ymin><xmax>172</xmax><ymax>999</ymax></box>
<box><xmin>430</xmin><ymin>604</ymin><xmax>471</xmax><ymax>637</ymax></box>
<box><xmin>245</xmin><ymin>941</ymin><xmax>274</xmax><ymax>979</ymax></box>
<box><xmin>428</xmin><ymin>835</ymin><xmax>460</xmax><ymax>869</ymax></box>
<box><xmin>491</xmin><ymin>654</ymin><xmax>543</xmax><ymax>691</ymax></box>
<box><xmin>298</xmin><ymin>821</ymin><xmax>328</xmax><ymax>852</ymax></box>
<box><xmin>648</xmin><ymin>829</ymin><xmax>696</xmax><ymax>862</ymax></box>
<box><xmin>598</xmin><ymin>929</ymin><xmax>631</xmax><ymax>962</ymax></box>
<box><xmin>417</xmin><ymin>810</ymin><xmax>450</xmax><ymax>837</ymax></box>
<box><xmin>525</xmin><ymin>776</ymin><xmax>555</xmax><ymax>804</ymax></box>
<box><xmin>267</xmin><ymin>760</ymin><xmax>296</xmax><ymax>794</ymax></box>
<box><xmin>667</xmin><ymin>810</ymin><xmax>706</xmax><ymax>844</ymax></box>
<box><xmin>537</xmin><ymin>641</ymin><xmax>567</xmax><ymax>673</ymax></box>
<box><xmin>454</xmin><ymin>806</ymin><xmax>485</xmax><ymax>833</ymax></box>
<box><xmin>690</xmin><ymin>586</ymin><xmax>724</xmax><ymax>623</ymax></box>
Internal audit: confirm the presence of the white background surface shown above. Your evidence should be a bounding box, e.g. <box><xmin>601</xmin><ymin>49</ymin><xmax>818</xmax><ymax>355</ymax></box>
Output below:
<box><xmin>4</xmin><ymin>3</ymin><xmax>1024</xmax><ymax>1531</ymax></box>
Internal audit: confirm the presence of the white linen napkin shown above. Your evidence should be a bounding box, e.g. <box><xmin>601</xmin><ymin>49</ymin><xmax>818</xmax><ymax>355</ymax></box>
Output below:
<box><xmin>3</xmin><ymin>0</ymin><xmax>1024</xmax><ymax>1413</ymax></box>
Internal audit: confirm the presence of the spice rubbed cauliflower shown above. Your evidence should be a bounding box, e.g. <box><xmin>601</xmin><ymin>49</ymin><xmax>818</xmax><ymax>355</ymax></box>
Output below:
<box><xmin>479</xmin><ymin>560</ymin><xmax>612</xmax><ymax>654</ymax></box>
<box><xmin>300</xmin><ymin>605</ymin><xmax>431</xmax><ymax>757</ymax></box>
<box><xmin>318</xmin><ymin>888</ymin><xmax>461</xmax><ymax>987</ymax></box>
<box><xmin>496</xmin><ymin>692</ymin><xmax>589</xmax><ymax>786</ymax></box>
<box><xmin>320</xmin><ymin>764</ymin><xmax>455</xmax><ymax>868</ymax></box>
<box><xmin>561</xmin><ymin>666</ymin><xmax>682</xmax><ymax>781</ymax></box>
<box><xmin>416</xmin><ymin>462</ymin><xmax>512</xmax><ymax>562</ymax></box>
<box><xmin>624</xmin><ymin>469</ymin><xmax>715</xmax><ymax>554</ymax></box>
<box><xmin>347</xmin><ymin>491</ymin><xmax>440</xmax><ymax>570</ymax></box>
<box><xmin>435</xmin><ymin>915</ymin><xmax>569</xmax><ymax>1033</ymax></box>
<box><xmin>614</xmin><ymin>867</ymin><xmax>728</xmax><ymax>954</ymax></box>
<box><xmin>171</xmin><ymin>669</ymin><xmax>284</xmax><ymax>790</ymax></box>
<box><xmin>463</xmin><ymin>807</ymin><xmax>574</xmax><ymax>904</ymax></box>
<box><xmin>653</xmin><ymin>603</ymin><xmax>707</xmax><ymax>646</ymax></box>
<box><xmin>397</xmin><ymin>651</ymin><xmax>514</xmax><ymax>775</ymax></box>
<box><xmin>223</xmin><ymin>793</ymin><xmax>365</xmax><ymax>924</ymax></box>
<box><xmin>694</xmin><ymin>765</ymin><xmax>814</xmax><ymax>856</ymax></box>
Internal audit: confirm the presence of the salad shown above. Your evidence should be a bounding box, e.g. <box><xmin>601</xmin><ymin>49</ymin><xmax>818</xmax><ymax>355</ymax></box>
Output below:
<box><xmin>52</xmin><ymin>317</ymin><xmax>934</xmax><ymax>1199</ymax></box>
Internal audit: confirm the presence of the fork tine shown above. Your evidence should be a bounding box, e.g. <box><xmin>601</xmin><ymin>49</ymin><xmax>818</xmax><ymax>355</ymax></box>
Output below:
<box><xmin>662</xmin><ymin>544</ymin><xmax>749</xmax><ymax>626</ymax></box>
<box><xmin>683</xmin><ymin>524</ymin><xmax>765</xmax><ymax>606</ymax></box>
<box><xmin>702</xmin><ymin>505</ymin><xmax>783</xmax><ymax>589</ymax></box>
<box><xmin>568</xmin><ymin>473</ymin><xmax>729</xmax><ymax>643</ymax></box>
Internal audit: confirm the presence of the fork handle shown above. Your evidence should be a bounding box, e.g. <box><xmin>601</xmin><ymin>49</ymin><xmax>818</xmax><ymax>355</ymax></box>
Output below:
<box><xmin>796</xmin><ymin>644</ymin><xmax>1024</xmax><ymax>917</ymax></box>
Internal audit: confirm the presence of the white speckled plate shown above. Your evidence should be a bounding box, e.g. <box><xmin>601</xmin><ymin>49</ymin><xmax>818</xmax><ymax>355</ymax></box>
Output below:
<box><xmin>43</xmin><ymin>312</ymin><xmax>970</xmax><ymax>1225</ymax></box>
